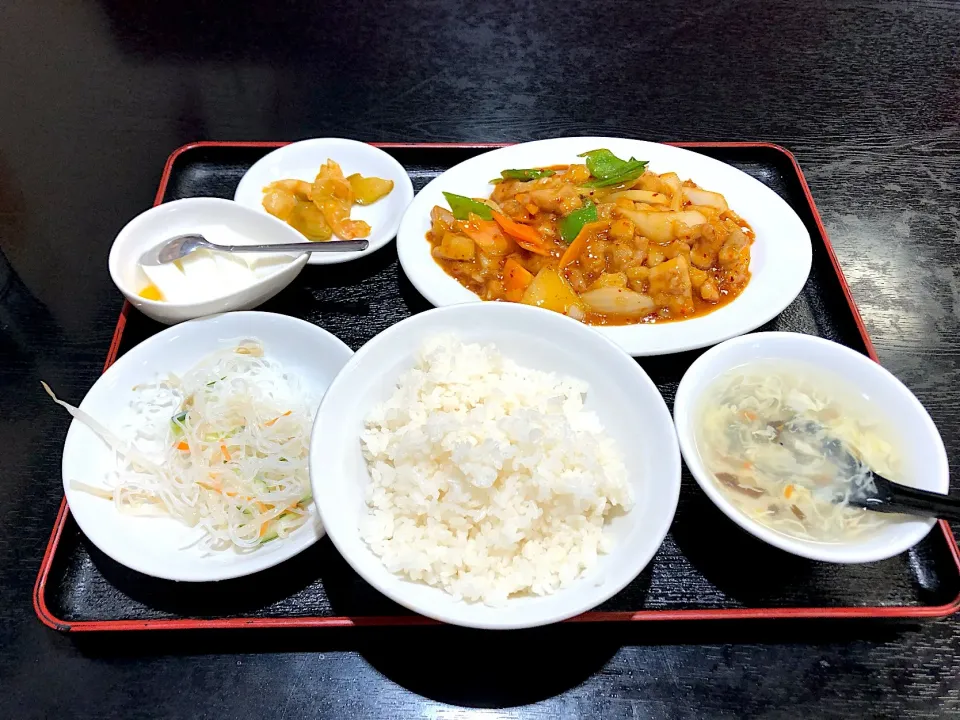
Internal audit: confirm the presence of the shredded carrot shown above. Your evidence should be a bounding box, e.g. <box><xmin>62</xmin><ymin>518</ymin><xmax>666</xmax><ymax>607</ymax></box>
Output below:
<box><xmin>559</xmin><ymin>221</ymin><xmax>605</xmax><ymax>269</ymax></box>
<box><xmin>742</xmin><ymin>461</ymin><xmax>753</xmax><ymax>469</ymax></box>
<box><xmin>742</xmin><ymin>410</ymin><xmax>758</xmax><ymax>421</ymax></box>
<box><xmin>264</xmin><ymin>410</ymin><xmax>292</xmax><ymax>427</ymax></box>
<box><xmin>221</xmin><ymin>443</ymin><xmax>231</xmax><ymax>462</ymax></box>
<box><xmin>493</xmin><ymin>212</ymin><xmax>542</xmax><ymax>246</ymax></box>
<box><xmin>784</xmin><ymin>484</ymin><xmax>794</xmax><ymax>499</ymax></box>
<box><xmin>503</xmin><ymin>258</ymin><xmax>534</xmax><ymax>291</ymax></box>
<box><xmin>176</xmin><ymin>441</ymin><xmax>189</xmax><ymax>451</ymax></box>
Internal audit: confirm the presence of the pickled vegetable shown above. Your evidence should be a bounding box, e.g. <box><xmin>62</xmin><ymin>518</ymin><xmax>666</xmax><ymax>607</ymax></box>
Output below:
<box><xmin>347</xmin><ymin>174</ymin><xmax>394</xmax><ymax>205</ymax></box>
<box><xmin>261</xmin><ymin>159</ymin><xmax>393</xmax><ymax>241</ymax></box>
<box><xmin>288</xmin><ymin>199</ymin><xmax>332</xmax><ymax>241</ymax></box>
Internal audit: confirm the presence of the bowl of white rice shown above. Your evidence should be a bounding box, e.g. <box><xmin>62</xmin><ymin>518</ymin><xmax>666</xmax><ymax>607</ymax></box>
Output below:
<box><xmin>311</xmin><ymin>303</ymin><xmax>681</xmax><ymax>629</ymax></box>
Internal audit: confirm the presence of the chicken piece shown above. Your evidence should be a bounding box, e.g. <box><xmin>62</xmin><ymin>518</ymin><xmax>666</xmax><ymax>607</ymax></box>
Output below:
<box><xmin>607</xmin><ymin>241</ymin><xmax>634</xmax><ymax>271</ymax></box>
<box><xmin>718</xmin><ymin>228</ymin><xmax>750</xmax><ymax>268</ymax></box>
<box><xmin>430</xmin><ymin>206</ymin><xmax>456</xmax><ymax>237</ymax></box>
<box><xmin>690</xmin><ymin>222</ymin><xmax>725</xmax><ymax>270</ymax></box>
<box><xmin>491</xmin><ymin>179</ymin><xmax>526</xmax><ymax>204</ymax></box>
<box><xmin>646</xmin><ymin>247</ymin><xmax>666</xmax><ymax>267</ymax></box>
<box><xmin>609</xmin><ymin>218</ymin><xmax>635</xmax><ymax>244</ymax></box>
<box><xmin>648</xmin><ymin>255</ymin><xmax>694</xmax><ymax>317</ymax></box>
<box><xmin>688</xmin><ymin>265</ymin><xmax>708</xmax><ymax>289</ymax></box>
<box><xmin>566</xmin><ymin>267</ymin><xmax>589</xmax><ymax>293</ymax></box>
<box><xmin>700</xmin><ymin>278</ymin><xmax>720</xmax><ymax>302</ymax></box>
<box><xmin>529</xmin><ymin>184</ymin><xmax>582</xmax><ymax>215</ymax></box>
<box><xmin>579</xmin><ymin>238</ymin><xmax>608</xmax><ymax>276</ymax></box>
<box><xmin>626</xmin><ymin>265</ymin><xmax>650</xmax><ymax>293</ymax></box>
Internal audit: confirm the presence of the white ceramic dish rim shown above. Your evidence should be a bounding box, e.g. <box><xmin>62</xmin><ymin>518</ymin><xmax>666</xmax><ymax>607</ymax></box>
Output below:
<box><xmin>233</xmin><ymin>138</ymin><xmax>415</xmax><ymax>265</ymax></box>
<box><xmin>396</xmin><ymin>136</ymin><xmax>813</xmax><ymax>357</ymax></box>
<box><xmin>673</xmin><ymin>331</ymin><xmax>948</xmax><ymax>563</ymax></box>
<box><xmin>309</xmin><ymin>303</ymin><xmax>682</xmax><ymax>629</ymax></box>
<box><xmin>108</xmin><ymin>197</ymin><xmax>310</xmax><ymax>313</ymax></box>
<box><xmin>60</xmin><ymin>311</ymin><xmax>353</xmax><ymax>582</ymax></box>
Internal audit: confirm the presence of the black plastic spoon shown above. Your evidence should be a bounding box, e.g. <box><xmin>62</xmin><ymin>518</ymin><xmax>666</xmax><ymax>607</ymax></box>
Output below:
<box><xmin>777</xmin><ymin>419</ymin><xmax>960</xmax><ymax>522</ymax></box>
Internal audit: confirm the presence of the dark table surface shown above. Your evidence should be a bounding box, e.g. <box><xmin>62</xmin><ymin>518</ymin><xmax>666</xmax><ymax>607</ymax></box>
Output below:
<box><xmin>3</xmin><ymin>0</ymin><xmax>960</xmax><ymax>717</ymax></box>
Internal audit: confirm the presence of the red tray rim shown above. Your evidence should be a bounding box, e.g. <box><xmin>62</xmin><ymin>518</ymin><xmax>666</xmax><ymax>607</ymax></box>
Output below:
<box><xmin>33</xmin><ymin>140</ymin><xmax>960</xmax><ymax>632</ymax></box>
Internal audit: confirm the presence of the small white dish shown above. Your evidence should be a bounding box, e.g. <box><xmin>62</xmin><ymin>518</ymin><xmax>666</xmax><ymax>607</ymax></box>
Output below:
<box><xmin>110</xmin><ymin>198</ymin><xmax>309</xmax><ymax>325</ymax></box>
<box><xmin>310</xmin><ymin>303</ymin><xmax>681</xmax><ymax>629</ymax></box>
<box><xmin>396</xmin><ymin>137</ymin><xmax>813</xmax><ymax>357</ymax></box>
<box><xmin>234</xmin><ymin>138</ymin><xmax>414</xmax><ymax>265</ymax></box>
<box><xmin>673</xmin><ymin>331</ymin><xmax>948</xmax><ymax>563</ymax></box>
<box><xmin>59</xmin><ymin>311</ymin><xmax>353</xmax><ymax>582</ymax></box>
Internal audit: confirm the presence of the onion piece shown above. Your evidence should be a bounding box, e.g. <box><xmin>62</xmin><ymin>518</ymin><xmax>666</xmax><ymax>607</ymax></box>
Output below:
<box><xmin>609</xmin><ymin>190</ymin><xmax>670</xmax><ymax>205</ymax></box>
<box><xmin>613</xmin><ymin>208</ymin><xmax>707</xmax><ymax>243</ymax></box>
<box><xmin>580</xmin><ymin>287</ymin><xmax>656</xmax><ymax>317</ymax></box>
<box><xmin>682</xmin><ymin>187</ymin><xmax>728</xmax><ymax>211</ymax></box>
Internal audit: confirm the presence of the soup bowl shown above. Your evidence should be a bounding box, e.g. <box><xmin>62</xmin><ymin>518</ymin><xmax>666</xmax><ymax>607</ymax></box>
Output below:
<box><xmin>673</xmin><ymin>332</ymin><xmax>949</xmax><ymax>564</ymax></box>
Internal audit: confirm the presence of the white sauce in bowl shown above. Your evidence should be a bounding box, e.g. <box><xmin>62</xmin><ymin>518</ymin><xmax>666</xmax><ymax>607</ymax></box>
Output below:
<box><xmin>138</xmin><ymin>225</ymin><xmax>295</xmax><ymax>303</ymax></box>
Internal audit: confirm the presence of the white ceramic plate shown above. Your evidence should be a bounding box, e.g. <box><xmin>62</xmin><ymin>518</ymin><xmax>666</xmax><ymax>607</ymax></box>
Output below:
<box><xmin>397</xmin><ymin>137</ymin><xmax>813</xmax><ymax>356</ymax></box>
<box><xmin>674</xmin><ymin>332</ymin><xmax>948</xmax><ymax>563</ymax></box>
<box><xmin>59</xmin><ymin>312</ymin><xmax>353</xmax><ymax>581</ymax></box>
<box><xmin>234</xmin><ymin>138</ymin><xmax>414</xmax><ymax>265</ymax></box>
<box><xmin>310</xmin><ymin>303</ymin><xmax>681</xmax><ymax>629</ymax></box>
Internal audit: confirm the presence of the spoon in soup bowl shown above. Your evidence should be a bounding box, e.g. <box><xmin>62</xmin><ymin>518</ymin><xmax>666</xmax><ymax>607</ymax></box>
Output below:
<box><xmin>776</xmin><ymin>419</ymin><xmax>960</xmax><ymax>521</ymax></box>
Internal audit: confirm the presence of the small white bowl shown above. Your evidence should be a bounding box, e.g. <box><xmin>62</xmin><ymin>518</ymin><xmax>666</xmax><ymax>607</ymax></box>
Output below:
<box><xmin>310</xmin><ymin>303</ymin><xmax>681</xmax><ymax>629</ymax></box>
<box><xmin>234</xmin><ymin>138</ymin><xmax>414</xmax><ymax>265</ymax></box>
<box><xmin>60</xmin><ymin>311</ymin><xmax>353</xmax><ymax>582</ymax></box>
<box><xmin>109</xmin><ymin>198</ymin><xmax>309</xmax><ymax>325</ymax></box>
<box><xmin>673</xmin><ymin>332</ymin><xmax>949</xmax><ymax>563</ymax></box>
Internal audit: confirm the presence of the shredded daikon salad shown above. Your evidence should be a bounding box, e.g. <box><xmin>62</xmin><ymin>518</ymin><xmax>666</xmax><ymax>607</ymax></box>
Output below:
<box><xmin>695</xmin><ymin>361</ymin><xmax>902</xmax><ymax>543</ymax></box>
<box><xmin>45</xmin><ymin>340</ymin><xmax>315</xmax><ymax>551</ymax></box>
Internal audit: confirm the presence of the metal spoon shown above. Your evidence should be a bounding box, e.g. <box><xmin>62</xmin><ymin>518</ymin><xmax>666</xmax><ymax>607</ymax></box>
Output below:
<box><xmin>139</xmin><ymin>233</ymin><xmax>369</xmax><ymax>266</ymax></box>
<box><xmin>777</xmin><ymin>419</ymin><xmax>960</xmax><ymax>521</ymax></box>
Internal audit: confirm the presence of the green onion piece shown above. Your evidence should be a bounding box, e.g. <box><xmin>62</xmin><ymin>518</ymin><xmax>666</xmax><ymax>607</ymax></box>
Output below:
<box><xmin>442</xmin><ymin>192</ymin><xmax>493</xmax><ymax>221</ymax></box>
<box><xmin>559</xmin><ymin>200</ymin><xmax>598</xmax><ymax>243</ymax></box>
<box><xmin>500</xmin><ymin>168</ymin><xmax>555</xmax><ymax>181</ymax></box>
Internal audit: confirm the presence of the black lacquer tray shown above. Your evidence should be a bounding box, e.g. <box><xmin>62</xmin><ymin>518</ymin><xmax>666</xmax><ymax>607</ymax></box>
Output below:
<box><xmin>34</xmin><ymin>142</ymin><xmax>960</xmax><ymax>632</ymax></box>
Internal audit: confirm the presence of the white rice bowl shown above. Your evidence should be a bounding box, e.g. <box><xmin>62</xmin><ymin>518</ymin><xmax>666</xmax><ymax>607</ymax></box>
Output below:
<box><xmin>311</xmin><ymin>303</ymin><xmax>681</xmax><ymax>629</ymax></box>
<box><xmin>359</xmin><ymin>336</ymin><xmax>634</xmax><ymax>606</ymax></box>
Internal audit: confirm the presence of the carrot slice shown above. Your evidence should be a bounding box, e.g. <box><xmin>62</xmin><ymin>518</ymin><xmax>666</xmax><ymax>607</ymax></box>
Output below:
<box><xmin>525</xmin><ymin>203</ymin><xmax>539</xmax><ymax>216</ymax></box>
<box><xmin>264</xmin><ymin>410</ymin><xmax>292</xmax><ymax>427</ymax></box>
<box><xmin>493</xmin><ymin>212</ymin><xmax>542</xmax><ymax>246</ymax></box>
<box><xmin>559</xmin><ymin>221</ymin><xmax>605</xmax><ymax>268</ymax></box>
<box><xmin>517</xmin><ymin>239</ymin><xmax>552</xmax><ymax>256</ymax></box>
<box><xmin>176</xmin><ymin>441</ymin><xmax>189</xmax><ymax>451</ymax></box>
<box><xmin>503</xmin><ymin>258</ymin><xmax>534</xmax><ymax>291</ymax></box>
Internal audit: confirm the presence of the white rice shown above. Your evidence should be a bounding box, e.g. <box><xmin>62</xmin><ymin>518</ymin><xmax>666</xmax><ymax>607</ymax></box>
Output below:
<box><xmin>359</xmin><ymin>335</ymin><xmax>633</xmax><ymax>605</ymax></box>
